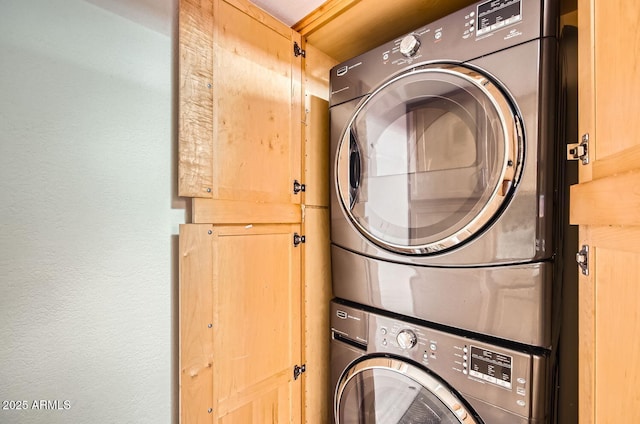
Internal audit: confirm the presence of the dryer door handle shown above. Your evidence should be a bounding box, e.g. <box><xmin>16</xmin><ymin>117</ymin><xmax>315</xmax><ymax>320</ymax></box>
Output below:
<box><xmin>349</xmin><ymin>150</ymin><xmax>360</xmax><ymax>190</ymax></box>
<box><xmin>347</xmin><ymin>131</ymin><xmax>361</xmax><ymax>209</ymax></box>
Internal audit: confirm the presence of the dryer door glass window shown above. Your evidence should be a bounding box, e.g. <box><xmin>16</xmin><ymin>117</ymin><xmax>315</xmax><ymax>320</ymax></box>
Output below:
<box><xmin>336</xmin><ymin>357</ymin><xmax>477</xmax><ymax>423</ymax></box>
<box><xmin>336</xmin><ymin>65</ymin><xmax>522</xmax><ymax>254</ymax></box>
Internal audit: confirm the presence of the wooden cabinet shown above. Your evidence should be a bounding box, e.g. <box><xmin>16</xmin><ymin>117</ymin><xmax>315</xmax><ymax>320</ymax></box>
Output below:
<box><xmin>571</xmin><ymin>0</ymin><xmax>640</xmax><ymax>421</ymax></box>
<box><xmin>300</xmin><ymin>43</ymin><xmax>336</xmax><ymax>424</ymax></box>
<box><xmin>178</xmin><ymin>0</ymin><xmax>303</xmax><ymax>210</ymax></box>
<box><xmin>180</xmin><ymin>224</ymin><xmax>302</xmax><ymax>423</ymax></box>
<box><xmin>178</xmin><ymin>0</ymin><xmax>335</xmax><ymax>422</ymax></box>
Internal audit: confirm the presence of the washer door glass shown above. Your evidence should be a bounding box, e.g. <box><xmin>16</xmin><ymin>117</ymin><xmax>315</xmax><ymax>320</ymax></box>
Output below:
<box><xmin>336</xmin><ymin>65</ymin><xmax>522</xmax><ymax>254</ymax></box>
<box><xmin>336</xmin><ymin>357</ymin><xmax>478</xmax><ymax>424</ymax></box>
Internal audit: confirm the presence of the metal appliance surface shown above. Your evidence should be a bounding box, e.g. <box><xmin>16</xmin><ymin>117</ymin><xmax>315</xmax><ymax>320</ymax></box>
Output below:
<box><xmin>332</xmin><ymin>244</ymin><xmax>553</xmax><ymax>347</ymax></box>
<box><xmin>331</xmin><ymin>301</ymin><xmax>550</xmax><ymax>424</ymax></box>
<box><xmin>329</xmin><ymin>0</ymin><xmax>561</xmax><ymax>346</ymax></box>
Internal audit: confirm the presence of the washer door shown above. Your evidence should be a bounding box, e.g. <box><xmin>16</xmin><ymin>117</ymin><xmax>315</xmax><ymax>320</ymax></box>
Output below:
<box><xmin>335</xmin><ymin>64</ymin><xmax>523</xmax><ymax>255</ymax></box>
<box><xmin>335</xmin><ymin>356</ymin><xmax>479</xmax><ymax>424</ymax></box>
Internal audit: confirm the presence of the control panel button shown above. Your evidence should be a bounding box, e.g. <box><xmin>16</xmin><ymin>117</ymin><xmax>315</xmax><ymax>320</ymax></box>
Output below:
<box><xmin>430</xmin><ymin>343</ymin><xmax>437</xmax><ymax>351</ymax></box>
<box><xmin>396</xmin><ymin>329</ymin><xmax>417</xmax><ymax>349</ymax></box>
<box><xmin>399</xmin><ymin>34</ymin><xmax>421</xmax><ymax>57</ymax></box>
<box><xmin>381</xmin><ymin>327</ymin><xmax>387</xmax><ymax>335</ymax></box>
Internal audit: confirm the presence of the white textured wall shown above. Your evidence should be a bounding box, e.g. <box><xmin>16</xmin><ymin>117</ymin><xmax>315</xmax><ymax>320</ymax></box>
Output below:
<box><xmin>0</xmin><ymin>0</ymin><xmax>184</xmax><ymax>423</ymax></box>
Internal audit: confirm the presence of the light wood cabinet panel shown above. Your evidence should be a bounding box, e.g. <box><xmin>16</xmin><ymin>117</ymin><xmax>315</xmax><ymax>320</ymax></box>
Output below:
<box><xmin>302</xmin><ymin>207</ymin><xmax>332</xmax><ymax>422</ymax></box>
<box><xmin>594</xmin><ymin>241</ymin><xmax>640</xmax><ymax>420</ymax></box>
<box><xmin>572</xmin><ymin>0</ymin><xmax>640</xmax><ymax>422</ymax></box>
<box><xmin>303</xmin><ymin>95</ymin><xmax>331</xmax><ymax>208</ymax></box>
<box><xmin>300</xmin><ymin>42</ymin><xmax>335</xmax><ymax>422</ymax></box>
<box><xmin>179</xmin><ymin>0</ymin><xmax>304</xmax><ymax>212</ymax></box>
<box><xmin>180</xmin><ymin>224</ymin><xmax>215</xmax><ymax>423</ymax></box>
<box><xmin>570</xmin><ymin>169</ymin><xmax>640</xmax><ymax>226</ymax></box>
<box><xmin>213</xmin><ymin>0</ymin><xmax>302</xmax><ymax>206</ymax></box>
<box><xmin>300</xmin><ymin>41</ymin><xmax>335</xmax><ymax>422</ymax></box>
<box><xmin>573</xmin><ymin>226</ymin><xmax>640</xmax><ymax>423</ymax></box>
<box><xmin>303</xmin><ymin>43</ymin><xmax>337</xmax><ymax>208</ymax></box>
<box><xmin>180</xmin><ymin>224</ymin><xmax>303</xmax><ymax>424</ymax></box>
<box><xmin>179</xmin><ymin>0</ymin><xmax>214</xmax><ymax>197</ymax></box>
<box><xmin>191</xmin><ymin>198</ymin><xmax>302</xmax><ymax>224</ymax></box>
<box><xmin>214</xmin><ymin>224</ymin><xmax>302</xmax><ymax>423</ymax></box>
<box><xmin>592</xmin><ymin>1</ymin><xmax>640</xmax><ymax>161</ymax></box>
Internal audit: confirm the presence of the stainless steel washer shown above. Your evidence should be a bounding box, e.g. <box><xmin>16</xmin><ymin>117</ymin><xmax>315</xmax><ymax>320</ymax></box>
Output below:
<box><xmin>331</xmin><ymin>301</ymin><xmax>551</xmax><ymax>423</ymax></box>
<box><xmin>329</xmin><ymin>0</ymin><xmax>561</xmax><ymax>347</ymax></box>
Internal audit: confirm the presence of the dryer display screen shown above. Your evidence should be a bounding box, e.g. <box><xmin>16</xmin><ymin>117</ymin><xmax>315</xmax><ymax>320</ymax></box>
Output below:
<box><xmin>469</xmin><ymin>346</ymin><xmax>513</xmax><ymax>389</ymax></box>
<box><xmin>476</xmin><ymin>0</ymin><xmax>522</xmax><ymax>36</ymax></box>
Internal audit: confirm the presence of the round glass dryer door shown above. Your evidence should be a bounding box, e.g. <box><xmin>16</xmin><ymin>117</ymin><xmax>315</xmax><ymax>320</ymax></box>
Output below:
<box><xmin>335</xmin><ymin>357</ymin><xmax>479</xmax><ymax>424</ymax></box>
<box><xmin>336</xmin><ymin>64</ymin><xmax>523</xmax><ymax>254</ymax></box>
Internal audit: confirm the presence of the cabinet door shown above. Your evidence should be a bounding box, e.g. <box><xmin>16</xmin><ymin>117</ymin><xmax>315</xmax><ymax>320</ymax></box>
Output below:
<box><xmin>571</xmin><ymin>0</ymin><xmax>640</xmax><ymax>422</ymax></box>
<box><xmin>179</xmin><ymin>0</ymin><xmax>304</xmax><ymax>213</ymax></box>
<box><xmin>180</xmin><ymin>224</ymin><xmax>302</xmax><ymax>424</ymax></box>
<box><xmin>301</xmin><ymin>44</ymin><xmax>337</xmax><ymax>422</ymax></box>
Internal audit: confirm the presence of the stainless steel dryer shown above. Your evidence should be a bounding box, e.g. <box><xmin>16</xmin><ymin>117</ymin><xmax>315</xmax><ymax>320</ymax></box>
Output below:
<box><xmin>331</xmin><ymin>301</ymin><xmax>551</xmax><ymax>424</ymax></box>
<box><xmin>329</xmin><ymin>0</ymin><xmax>561</xmax><ymax>347</ymax></box>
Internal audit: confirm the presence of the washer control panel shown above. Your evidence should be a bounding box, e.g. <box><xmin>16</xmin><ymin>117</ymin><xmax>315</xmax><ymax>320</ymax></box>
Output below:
<box><xmin>395</xmin><ymin>329</ymin><xmax>417</xmax><ymax>349</ymax></box>
<box><xmin>331</xmin><ymin>302</ymin><xmax>547</xmax><ymax>420</ymax></box>
<box><xmin>372</xmin><ymin>310</ymin><xmax>543</xmax><ymax>419</ymax></box>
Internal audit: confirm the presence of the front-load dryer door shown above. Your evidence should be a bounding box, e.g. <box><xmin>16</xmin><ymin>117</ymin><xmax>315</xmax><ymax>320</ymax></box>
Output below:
<box><xmin>335</xmin><ymin>356</ymin><xmax>479</xmax><ymax>424</ymax></box>
<box><xmin>335</xmin><ymin>64</ymin><xmax>523</xmax><ymax>255</ymax></box>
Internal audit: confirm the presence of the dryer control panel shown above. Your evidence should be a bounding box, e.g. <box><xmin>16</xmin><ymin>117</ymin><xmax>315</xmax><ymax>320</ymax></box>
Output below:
<box><xmin>476</xmin><ymin>0</ymin><xmax>523</xmax><ymax>37</ymax></box>
<box><xmin>329</xmin><ymin>0</ymin><xmax>556</xmax><ymax>106</ymax></box>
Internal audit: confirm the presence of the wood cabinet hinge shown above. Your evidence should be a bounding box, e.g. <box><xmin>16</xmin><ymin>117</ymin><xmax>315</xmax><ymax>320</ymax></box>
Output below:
<box><xmin>293</xmin><ymin>364</ymin><xmax>306</xmax><ymax>380</ymax></box>
<box><xmin>293</xmin><ymin>179</ymin><xmax>306</xmax><ymax>194</ymax></box>
<box><xmin>293</xmin><ymin>41</ymin><xmax>306</xmax><ymax>58</ymax></box>
<box><xmin>567</xmin><ymin>133</ymin><xmax>590</xmax><ymax>165</ymax></box>
<box><xmin>576</xmin><ymin>244</ymin><xmax>589</xmax><ymax>276</ymax></box>
<box><xmin>293</xmin><ymin>233</ymin><xmax>306</xmax><ymax>247</ymax></box>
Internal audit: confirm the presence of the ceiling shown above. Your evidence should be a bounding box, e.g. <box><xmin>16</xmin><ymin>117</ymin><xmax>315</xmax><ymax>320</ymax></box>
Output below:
<box><xmin>250</xmin><ymin>0</ymin><xmax>326</xmax><ymax>26</ymax></box>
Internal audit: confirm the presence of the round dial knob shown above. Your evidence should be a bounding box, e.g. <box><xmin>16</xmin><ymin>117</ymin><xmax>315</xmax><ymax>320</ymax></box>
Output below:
<box><xmin>400</xmin><ymin>34</ymin><xmax>421</xmax><ymax>57</ymax></box>
<box><xmin>396</xmin><ymin>329</ymin><xmax>417</xmax><ymax>349</ymax></box>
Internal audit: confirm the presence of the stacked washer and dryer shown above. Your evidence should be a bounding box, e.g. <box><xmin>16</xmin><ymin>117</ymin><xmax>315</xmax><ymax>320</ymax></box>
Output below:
<box><xmin>328</xmin><ymin>0</ymin><xmax>570</xmax><ymax>422</ymax></box>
